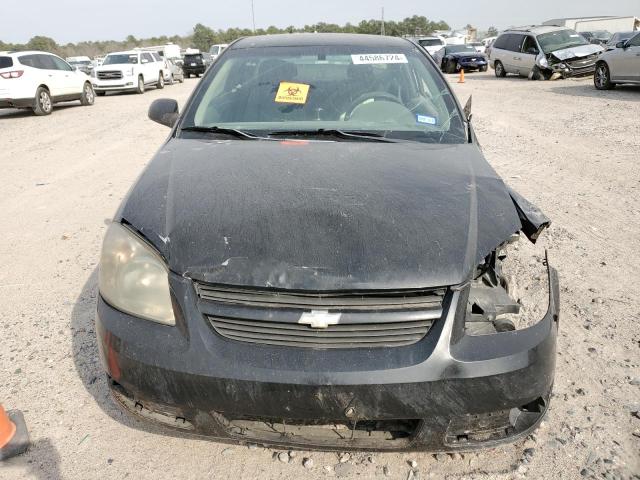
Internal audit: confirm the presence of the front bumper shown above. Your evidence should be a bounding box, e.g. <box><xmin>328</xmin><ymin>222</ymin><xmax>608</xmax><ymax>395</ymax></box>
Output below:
<box><xmin>96</xmin><ymin>265</ymin><xmax>559</xmax><ymax>452</ymax></box>
<box><xmin>92</xmin><ymin>79</ymin><xmax>137</xmax><ymax>92</ymax></box>
<box><xmin>458</xmin><ymin>59</ymin><xmax>488</xmax><ymax>70</ymax></box>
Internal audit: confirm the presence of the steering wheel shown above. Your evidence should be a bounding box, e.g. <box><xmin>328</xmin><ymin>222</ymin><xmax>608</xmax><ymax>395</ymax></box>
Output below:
<box><xmin>344</xmin><ymin>91</ymin><xmax>403</xmax><ymax>120</ymax></box>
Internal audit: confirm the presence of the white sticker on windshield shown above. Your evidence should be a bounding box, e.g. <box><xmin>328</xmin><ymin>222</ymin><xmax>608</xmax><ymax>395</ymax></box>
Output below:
<box><xmin>417</xmin><ymin>114</ymin><xmax>437</xmax><ymax>125</ymax></box>
<box><xmin>351</xmin><ymin>53</ymin><xmax>408</xmax><ymax>65</ymax></box>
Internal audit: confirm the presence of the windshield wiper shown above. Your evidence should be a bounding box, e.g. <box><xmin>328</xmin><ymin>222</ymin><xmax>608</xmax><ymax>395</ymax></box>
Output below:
<box><xmin>267</xmin><ymin>129</ymin><xmax>401</xmax><ymax>143</ymax></box>
<box><xmin>180</xmin><ymin>126</ymin><xmax>268</xmax><ymax>140</ymax></box>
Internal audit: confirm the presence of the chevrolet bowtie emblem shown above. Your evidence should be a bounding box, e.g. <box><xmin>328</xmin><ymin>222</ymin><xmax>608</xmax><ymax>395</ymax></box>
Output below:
<box><xmin>298</xmin><ymin>310</ymin><xmax>341</xmax><ymax>329</ymax></box>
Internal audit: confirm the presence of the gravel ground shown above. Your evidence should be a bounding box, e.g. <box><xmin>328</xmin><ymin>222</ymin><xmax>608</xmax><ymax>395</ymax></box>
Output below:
<box><xmin>0</xmin><ymin>71</ymin><xmax>639</xmax><ymax>480</ymax></box>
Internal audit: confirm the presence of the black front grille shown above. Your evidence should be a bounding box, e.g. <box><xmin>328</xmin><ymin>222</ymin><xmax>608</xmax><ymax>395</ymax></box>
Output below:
<box><xmin>97</xmin><ymin>70</ymin><xmax>123</xmax><ymax>80</ymax></box>
<box><xmin>196</xmin><ymin>284</ymin><xmax>445</xmax><ymax>349</ymax></box>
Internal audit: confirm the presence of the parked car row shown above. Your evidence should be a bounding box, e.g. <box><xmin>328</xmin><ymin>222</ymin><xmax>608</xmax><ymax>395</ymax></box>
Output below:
<box><xmin>0</xmin><ymin>47</ymin><xmax>193</xmax><ymax>116</ymax></box>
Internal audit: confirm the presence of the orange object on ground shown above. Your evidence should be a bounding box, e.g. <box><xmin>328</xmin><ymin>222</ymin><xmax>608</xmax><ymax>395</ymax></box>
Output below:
<box><xmin>458</xmin><ymin>69</ymin><xmax>465</xmax><ymax>83</ymax></box>
<box><xmin>0</xmin><ymin>405</ymin><xmax>16</xmax><ymax>449</ymax></box>
<box><xmin>0</xmin><ymin>404</ymin><xmax>29</xmax><ymax>461</ymax></box>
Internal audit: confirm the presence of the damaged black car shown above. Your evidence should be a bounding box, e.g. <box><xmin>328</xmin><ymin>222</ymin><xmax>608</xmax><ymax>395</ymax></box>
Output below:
<box><xmin>96</xmin><ymin>33</ymin><xmax>559</xmax><ymax>452</ymax></box>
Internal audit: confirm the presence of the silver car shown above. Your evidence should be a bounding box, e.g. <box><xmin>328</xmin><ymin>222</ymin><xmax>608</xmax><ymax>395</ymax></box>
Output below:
<box><xmin>165</xmin><ymin>58</ymin><xmax>184</xmax><ymax>84</ymax></box>
<box><xmin>594</xmin><ymin>31</ymin><xmax>640</xmax><ymax>89</ymax></box>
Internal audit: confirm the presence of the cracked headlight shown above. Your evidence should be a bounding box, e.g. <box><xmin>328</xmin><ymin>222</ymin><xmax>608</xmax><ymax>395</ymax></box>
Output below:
<box><xmin>99</xmin><ymin>223</ymin><xmax>175</xmax><ymax>326</ymax></box>
<box><xmin>536</xmin><ymin>53</ymin><xmax>549</xmax><ymax>68</ymax></box>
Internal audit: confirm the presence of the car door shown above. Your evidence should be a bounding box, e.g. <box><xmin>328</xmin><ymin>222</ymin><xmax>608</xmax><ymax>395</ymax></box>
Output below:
<box><xmin>620</xmin><ymin>33</ymin><xmax>640</xmax><ymax>81</ymax></box>
<box><xmin>50</xmin><ymin>55</ymin><xmax>83</xmax><ymax>95</ymax></box>
<box><xmin>33</xmin><ymin>54</ymin><xmax>67</xmax><ymax>97</ymax></box>
<box><xmin>504</xmin><ymin>34</ymin><xmax>526</xmax><ymax>74</ymax></box>
<box><xmin>140</xmin><ymin>52</ymin><xmax>154</xmax><ymax>83</ymax></box>
<box><xmin>518</xmin><ymin>35</ymin><xmax>540</xmax><ymax>76</ymax></box>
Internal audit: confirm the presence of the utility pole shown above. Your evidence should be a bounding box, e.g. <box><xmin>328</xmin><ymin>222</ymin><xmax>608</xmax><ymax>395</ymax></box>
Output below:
<box><xmin>381</xmin><ymin>7</ymin><xmax>385</xmax><ymax>36</ymax></box>
<box><xmin>251</xmin><ymin>0</ymin><xmax>256</xmax><ymax>33</ymax></box>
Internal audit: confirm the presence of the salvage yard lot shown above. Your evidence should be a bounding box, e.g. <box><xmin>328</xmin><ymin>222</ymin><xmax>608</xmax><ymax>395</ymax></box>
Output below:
<box><xmin>1</xmin><ymin>73</ymin><xmax>639</xmax><ymax>479</ymax></box>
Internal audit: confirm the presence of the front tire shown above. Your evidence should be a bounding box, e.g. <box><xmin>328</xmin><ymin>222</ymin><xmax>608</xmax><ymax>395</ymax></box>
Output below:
<box><xmin>494</xmin><ymin>60</ymin><xmax>507</xmax><ymax>78</ymax></box>
<box><xmin>33</xmin><ymin>86</ymin><xmax>53</xmax><ymax>116</ymax></box>
<box><xmin>157</xmin><ymin>73</ymin><xmax>165</xmax><ymax>89</ymax></box>
<box><xmin>479</xmin><ymin>65</ymin><xmax>488</xmax><ymax>72</ymax></box>
<box><xmin>169</xmin><ymin>74</ymin><xmax>174</xmax><ymax>85</ymax></box>
<box><xmin>136</xmin><ymin>75</ymin><xmax>145</xmax><ymax>94</ymax></box>
<box><xmin>80</xmin><ymin>82</ymin><xmax>95</xmax><ymax>106</ymax></box>
<box><xmin>445</xmin><ymin>60</ymin><xmax>456</xmax><ymax>74</ymax></box>
<box><xmin>594</xmin><ymin>62</ymin><xmax>614</xmax><ymax>90</ymax></box>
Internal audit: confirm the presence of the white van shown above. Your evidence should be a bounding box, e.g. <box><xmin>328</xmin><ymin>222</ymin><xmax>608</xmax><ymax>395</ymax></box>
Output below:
<box><xmin>489</xmin><ymin>26</ymin><xmax>604</xmax><ymax>80</ymax></box>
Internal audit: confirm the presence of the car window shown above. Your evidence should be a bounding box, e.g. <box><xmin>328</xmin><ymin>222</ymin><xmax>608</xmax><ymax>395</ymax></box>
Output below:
<box><xmin>628</xmin><ymin>33</ymin><xmax>640</xmax><ymax>47</ymax></box>
<box><xmin>493</xmin><ymin>34</ymin><xmax>509</xmax><ymax>50</ymax></box>
<box><xmin>185</xmin><ymin>54</ymin><xmax>203</xmax><ymax>63</ymax></box>
<box><xmin>521</xmin><ymin>36</ymin><xmax>539</xmax><ymax>54</ymax></box>
<box><xmin>51</xmin><ymin>56</ymin><xmax>73</xmax><ymax>71</ymax></box>
<box><xmin>103</xmin><ymin>54</ymin><xmax>138</xmax><ymax>65</ymax></box>
<box><xmin>504</xmin><ymin>34</ymin><xmax>525</xmax><ymax>52</ymax></box>
<box><xmin>182</xmin><ymin>45</ymin><xmax>467</xmax><ymax>144</ymax></box>
<box><xmin>210</xmin><ymin>46</ymin><xmax>220</xmax><ymax>55</ymax></box>
<box><xmin>152</xmin><ymin>53</ymin><xmax>162</xmax><ymax>62</ymax></box>
<box><xmin>419</xmin><ymin>39</ymin><xmax>443</xmax><ymax>47</ymax></box>
<box><xmin>446</xmin><ymin>45</ymin><xmax>477</xmax><ymax>54</ymax></box>
<box><xmin>142</xmin><ymin>53</ymin><xmax>154</xmax><ymax>63</ymax></box>
<box><xmin>0</xmin><ymin>56</ymin><xmax>13</xmax><ymax>68</ymax></box>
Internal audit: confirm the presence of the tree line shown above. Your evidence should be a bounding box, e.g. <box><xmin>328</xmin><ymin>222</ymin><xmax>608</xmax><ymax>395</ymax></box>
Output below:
<box><xmin>0</xmin><ymin>15</ymin><xmax>452</xmax><ymax>58</ymax></box>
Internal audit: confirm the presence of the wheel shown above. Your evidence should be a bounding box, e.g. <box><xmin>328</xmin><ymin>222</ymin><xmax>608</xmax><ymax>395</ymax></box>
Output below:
<box><xmin>33</xmin><ymin>86</ymin><xmax>53</xmax><ymax>116</ymax></box>
<box><xmin>479</xmin><ymin>65</ymin><xmax>488</xmax><ymax>72</ymax></box>
<box><xmin>157</xmin><ymin>73</ymin><xmax>165</xmax><ymax>89</ymax></box>
<box><xmin>169</xmin><ymin>74</ymin><xmax>174</xmax><ymax>85</ymax></box>
<box><xmin>80</xmin><ymin>82</ymin><xmax>95</xmax><ymax>106</ymax></box>
<box><xmin>444</xmin><ymin>60</ymin><xmax>456</xmax><ymax>74</ymax></box>
<box><xmin>594</xmin><ymin>62</ymin><xmax>614</xmax><ymax>90</ymax></box>
<box><xmin>136</xmin><ymin>75</ymin><xmax>145</xmax><ymax>94</ymax></box>
<box><xmin>494</xmin><ymin>60</ymin><xmax>507</xmax><ymax>78</ymax></box>
<box><xmin>96</xmin><ymin>91</ymin><xmax>106</xmax><ymax>97</ymax></box>
<box><xmin>178</xmin><ymin>75</ymin><xmax>184</xmax><ymax>84</ymax></box>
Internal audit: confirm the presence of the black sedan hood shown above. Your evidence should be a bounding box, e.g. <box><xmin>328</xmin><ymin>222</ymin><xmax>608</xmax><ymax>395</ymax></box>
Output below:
<box><xmin>117</xmin><ymin>139</ymin><xmax>521</xmax><ymax>291</ymax></box>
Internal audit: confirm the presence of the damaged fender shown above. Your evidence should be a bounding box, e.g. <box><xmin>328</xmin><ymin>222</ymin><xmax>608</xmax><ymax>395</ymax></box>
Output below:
<box><xmin>507</xmin><ymin>186</ymin><xmax>551</xmax><ymax>243</ymax></box>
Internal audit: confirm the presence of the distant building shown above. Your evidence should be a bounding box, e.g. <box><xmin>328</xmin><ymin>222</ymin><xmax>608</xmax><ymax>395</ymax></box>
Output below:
<box><xmin>543</xmin><ymin>16</ymin><xmax>639</xmax><ymax>33</ymax></box>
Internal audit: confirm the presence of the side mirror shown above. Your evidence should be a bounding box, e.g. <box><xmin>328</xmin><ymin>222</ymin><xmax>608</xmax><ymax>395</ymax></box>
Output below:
<box><xmin>616</xmin><ymin>41</ymin><xmax>627</xmax><ymax>49</ymax></box>
<box><xmin>148</xmin><ymin>99</ymin><xmax>179</xmax><ymax>128</ymax></box>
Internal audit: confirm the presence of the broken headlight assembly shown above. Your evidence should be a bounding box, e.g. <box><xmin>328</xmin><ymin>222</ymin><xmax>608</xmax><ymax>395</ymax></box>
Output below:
<box><xmin>99</xmin><ymin>223</ymin><xmax>176</xmax><ymax>326</ymax></box>
<box><xmin>464</xmin><ymin>235</ymin><xmax>549</xmax><ymax>336</ymax></box>
<box><xmin>535</xmin><ymin>53</ymin><xmax>549</xmax><ymax>69</ymax></box>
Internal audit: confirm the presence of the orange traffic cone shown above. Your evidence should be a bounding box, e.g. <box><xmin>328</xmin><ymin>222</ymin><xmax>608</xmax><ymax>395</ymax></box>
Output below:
<box><xmin>0</xmin><ymin>405</ymin><xmax>29</xmax><ymax>461</ymax></box>
<box><xmin>458</xmin><ymin>69</ymin><xmax>465</xmax><ymax>83</ymax></box>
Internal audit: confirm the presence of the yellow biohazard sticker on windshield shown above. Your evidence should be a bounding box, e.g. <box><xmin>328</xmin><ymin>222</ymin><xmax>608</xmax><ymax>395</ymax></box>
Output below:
<box><xmin>275</xmin><ymin>82</ymin><xmax>310</xmax><ymax>104</ymax></box>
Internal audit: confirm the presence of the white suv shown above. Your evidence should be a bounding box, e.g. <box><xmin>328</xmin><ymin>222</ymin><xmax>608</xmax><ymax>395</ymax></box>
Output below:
<box><xmin>92</xmin><ymin>50</ymin><xmax>165</xmax><ymax>95</ymax></box>
<box><xmin>489</xmin><ymin>26</ymin><xmax>603</xmax><ymax>80</ymax></box>
<box><xmin>0</xmin><ymin>50</ymin><xmax>95</xmax><ymax>115</ymax></box>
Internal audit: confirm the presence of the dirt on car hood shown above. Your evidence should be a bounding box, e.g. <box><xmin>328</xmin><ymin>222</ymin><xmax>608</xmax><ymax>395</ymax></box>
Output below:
<box><xmin>117</xmin><ymin>139</ymin><xmax>522</xmax><ymax>291</ymax></box>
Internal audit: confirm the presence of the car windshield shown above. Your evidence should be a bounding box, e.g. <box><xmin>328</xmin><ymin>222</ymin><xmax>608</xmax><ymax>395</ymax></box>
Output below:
<box><xmin>609</xmin><ymin>32</ymin><xmax>636</xmax><ymax>44</ymax></box>
<box><xmin>446</xmin><ymin>45</ymin><xmax>477</xmax><ymax>54</ymax></box>
<box><xmin>537</xmin><ymin>29</ymin><xmax>589</xmax><ymax>53</ymax></box>
<box><xmin>181</xmin><ymin>44</ymin><xmax>466</xmax><ymax>143</ymax></box>
<box><xmin>591</xmin><ymin>30</ymin><xmax>611</xmax><ymax>40</ymax></box>
<box><xmin>419</xmin><ymin>39</ymin><xmax>442</xmax><ymax>47</ymax></box>
<box><xmin>103</xmin><ymin>54</ymin><xmax>138</xmax><ymax>65</ymax></box>
<box><xmin>70</xmin><ymin>60</ymin><xmax>91</xmax><ymax>66</ymax></box>
<box><xmin>185</xmin><ymin>54</ymin><xmax>203</xmax><ymax>62</ymax></box>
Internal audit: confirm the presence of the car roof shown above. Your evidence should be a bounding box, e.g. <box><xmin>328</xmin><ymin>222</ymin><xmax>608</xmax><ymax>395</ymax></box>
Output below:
<box><xmin>503</xmin><ymin>25</ymin><xmax>570</xmax><ymax>35</ymax></box>
<box><xmin>232</xmin><ymin>33</ymin><xmax>412</xmax><ymax>49</ymax></box>
<box><xmin>106</xmin><ymin>50</ymin><xmax>141</xmax><ymax>56</ymax></box>
<box><xmin>3</xmin><ymin>50</ymin><xmax>60</xmax><ymax>57</ymax></box>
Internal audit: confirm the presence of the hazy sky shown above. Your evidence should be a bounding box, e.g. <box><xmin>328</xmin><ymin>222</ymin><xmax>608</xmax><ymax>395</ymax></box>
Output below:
<box><xmin>3</xmin><ymin>0</ymin><xmax>638</xmax><ymax>43</ymax></box>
